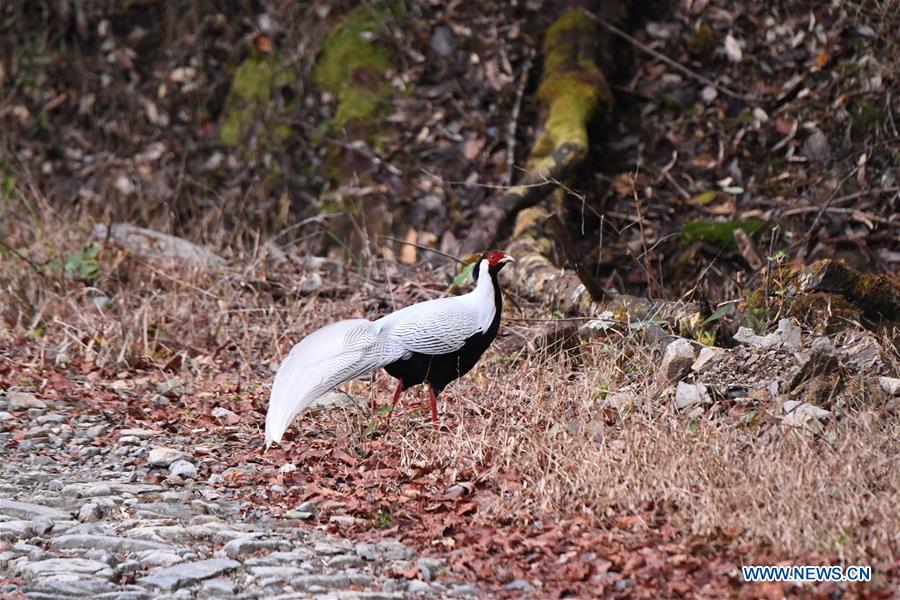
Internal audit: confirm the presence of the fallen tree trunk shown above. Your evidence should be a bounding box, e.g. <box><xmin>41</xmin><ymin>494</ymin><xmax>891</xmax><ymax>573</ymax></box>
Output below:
<box><xmin>461</xmin><ymin>8</ymin><xmax>614</xmax><ymax>254</ymax></box>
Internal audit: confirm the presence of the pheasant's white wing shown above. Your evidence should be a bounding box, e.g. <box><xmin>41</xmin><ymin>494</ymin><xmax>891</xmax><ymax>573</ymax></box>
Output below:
<box><xmin>265</xmin><ymin>319</ymin><xmax>403</xmax><ymax>447</ymax></box>
<box><xmin>390</xmin><ymin>307</ymin><xmax>481</xmax><ymax>355</ymax></box>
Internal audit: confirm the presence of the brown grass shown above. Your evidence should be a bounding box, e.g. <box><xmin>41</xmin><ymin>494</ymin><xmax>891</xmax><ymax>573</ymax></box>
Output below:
<box><xmin>2</xmin><ymin>199</ymin><xmax>898</xmax><ymax>568</ymax></box>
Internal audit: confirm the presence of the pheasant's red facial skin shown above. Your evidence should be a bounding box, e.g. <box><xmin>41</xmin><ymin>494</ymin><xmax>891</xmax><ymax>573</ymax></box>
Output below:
<box><xmin>486</xmin><ymin>251</ymin><xmax>512</xmax><ymax>267</ymax></box>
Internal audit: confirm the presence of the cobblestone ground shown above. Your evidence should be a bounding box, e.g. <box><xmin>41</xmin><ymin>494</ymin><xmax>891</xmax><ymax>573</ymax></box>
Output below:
<box><xmin>0</xmin><ymin>392</ymin><xmax>482</xmax><ymax>599</ymax></box>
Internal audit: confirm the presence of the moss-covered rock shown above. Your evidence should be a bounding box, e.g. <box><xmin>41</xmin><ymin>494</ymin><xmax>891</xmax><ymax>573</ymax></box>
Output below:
<box><xmin>219</xmin><ymin>53</ymin><xmax>297</xmax><ymax>148</ymax></box>
<box><xmin>680</xmin><ymin>219</ymin><xmax>771</xmax><ymax>251</ymax></box>
<box><xmin>313</xmin><ymin>3</ymin><xmax>395</xmax><ymax>133</ymax></box>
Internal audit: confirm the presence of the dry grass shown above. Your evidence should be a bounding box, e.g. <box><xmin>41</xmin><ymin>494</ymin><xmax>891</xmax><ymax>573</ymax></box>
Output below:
<box><xmin>2</xmin><ymin>200</ymin><xmax>898</xmax><ymax>568</ymax></box>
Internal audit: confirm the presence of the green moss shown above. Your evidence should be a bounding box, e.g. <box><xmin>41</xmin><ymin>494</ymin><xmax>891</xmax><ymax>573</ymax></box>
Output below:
<box><xmin>686</xmin><ymin>23</ymin><xmax>719</xmax><ymax>59</ymax></box>
<box><xmin>851</xmin><ymin>99</ymin><xmax>886</xmax><ymax>135</ymax></box>
<box><xmin>530</xmin><ymin>10</ymin><xmax>610</xmax><ymax>167</ymax></box>
<box><xmin>220</xmin><ymin>53</ymin><xmax>297</xmax><ymax>147</ymax></box>
<box><xmin>680</xmin><ymin>219</ymin><xmax>771</xmax><ymax>251</ymax></box>
<box><xmin>313</xmin><ymin>4</ymin><xmax>394</xmax><ymax>130</ymax></box>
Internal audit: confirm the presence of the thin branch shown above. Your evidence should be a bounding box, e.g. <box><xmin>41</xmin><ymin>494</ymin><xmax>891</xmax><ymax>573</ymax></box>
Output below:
<box><xmin>598</xmin><ymin>19</ymin><xmax>753</xmax><ymax>102</ymax></box>
<box><xmin>505</xmin><ymin>50</ymin><xmax>534</xmax><ymax>186</ymax></box>
<box><xmin>380</xmin><ymin>235</ymin><xmax>465</xmax><ymax>263</ymax></box>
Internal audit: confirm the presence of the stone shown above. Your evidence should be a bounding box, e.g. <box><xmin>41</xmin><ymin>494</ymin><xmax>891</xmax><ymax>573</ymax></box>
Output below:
<box><xmin>0</xmin><ymin>499</ymin><xmax>69</xmax><ymax>520</ymax></box>
<box><xmin>169</xmin><ymin>459</ymin><xmax>198</xmax><ymax>479</ymax></box>
<box><xmin>734</xmin><ymin>319</ymin><xmax>801</xmax><ymax>351</ymax></box>
<box><xmin>139</xmin><ymin>558</ymin><xmax>241</xmax><ymax>591</ymax></box>
<box><xmin>248</xmin><ymin>565</ymin><xmax>304</xmax><ymax>578</ymax></box>
<box><xmin>201</xmin><ymin>576</ymin><xmax>236</xmax><ymax>597</ymax></box>
<box><xmin>119</xmin><ymin>428</ymin><xmax>159</xmax><ymax>439</ymax></box>
<box><xmin>284</xmin><ymin>510</ymin><xmax>316</xmax><ymax>520</ymax></box>
<box><xmin>0</xmin><ymin>519</ymin><xmax>32</xmax><ymax>541</ymax></box>
<box><xmin>504</xmin><ymin>579</ymin><xmax>534</xmax><ymax>591</ymax></box>
<box><xmin>212</xmin><ymin>406</ymin><xmax>240</xmax><ymax>425</ymax></box>
<box><xmin>7</xmin><ymin>391</ymin><xmax>46</xmax><ymax>410</ymax></box>
<box><xmin>292</xmin><ymin>573</ymin><xmax>374</xmax><ymax>590</ymax></box>
<box><xmin>879</xmin><ymin>377</ymin><xmax>900</xmax><ymax>396</ymax></box>
<box><xmin>675</xmin><ymin>382</ymin><xmax>712</xmax><ymax>409</ymax></box>
<box><xmin>62</xmin><ymin>483</ymin><xmax>113</xmax><ymax>498</ymax></box>
<box><xmin>148</xmin><ymin>447</ymin><xmax>190</xmax><ymax>467</ymax></box>
<box><xmin>605</xmin><ymin>392</ymin><xmax>640</xmax><ymax>411</ymax></box>
<box><xmin>18</xmin><ymin>557</ymin><xmax>114</xmax><ymax>580</ymax></box>
<box><xmin>314</xmin><ymin>538</ymin><xmax>353</xmax><ymax>555</ymax></box>
<box><xmin>416</xmin><ymin>557</ymin><xmax>443</xmax><ymax>581</ymax></box>
<box><xmin>449</xmin><ymin>583</ymin><xmax>481</xmax><ymax>596</ymax></box>
<box><xmin>327</xmin><ymin>554</ymin><xmax>365</xmax><ymax>569</ymax></box>
<box><xmin>51</xmin><ymin>533</ymin><xmax>171</xmax><ymax>553</ymax></box>
<box><xmin>139</xmin><ymin>550</ymin><xmax>185</xmax><ymax>568</ymax></box>
<box><xmin>408</xmin><ymin>579</ymin><xmax>435</xmax><ymax>594</ymax></box>
<box><xmin>31</xmin><ymin>516</ymin><xmax>55</xmax><ymax>535</ymax></box>
<box><xmin>430</xmin><ymin>25</ymin><xmax>456</xmax><ymax>57</ymax></box>
<box><xmin>220</xmin><ymin>536</ymin><xmax>290</xmax><ymax>559</ymax></box>
<box><xmin>355</xmin><ymin>538</ymin><xmax>414</xmax><ymax>561</ymax></box>
<box><xmin>78</xmin><ymin>502</ymin><xmax>104</xmax><ymax>523</ymax></box>
<box><xmin>692</xmin><ymin>346</ymin><xmax>726</xmax><ymax>372</ymax></box>
<box><xmin>802</xmin><ymin>128</ymin><xmax>831</xmax><ymax>162</ymax></box>
<box><xmin>85</xmin><ymin>424</ymin><xmax>108</xmax><ymax>438</ymax></box>
<box><xmin>657</xmin><ymin>339</ymin><xmax>697</xmax><ymax>386</ymax></box>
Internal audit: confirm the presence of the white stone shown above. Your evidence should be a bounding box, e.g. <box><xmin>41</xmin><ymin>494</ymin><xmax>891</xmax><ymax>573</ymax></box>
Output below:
<box><xmin>878</xmin><ymin>377</ymin><xmax>900</xmax><ymax>396</ymax></box>
<box><xmin>691</xmin><ymin>347</ymin><xmax>726</xmax><ymax>372</ymax></box>
<box><xmin>148</xmin><ymin>447</ymin><xmax>190</xmax><ymax>467</ymax></box>
<box><xmin>169</xmin><ymin>459</ymin><xmax>198</xmax><ymax>479</ymax></box>
<box><xmin>734</xmin><ymin>319</ymin><xmax>801</xmax><ymax>351</ymax></box>
<box><xmin>657</xmin><ymin>339</ymin><xmax>697</xmax><ymax>386</ymax></box>
<box><xmin>675</xmin><ymin>382</ymin><xmax>711</xmax><ymax>409</ymax></box>
<box><xmin>7</xmin><ymin>391</ymin><xmax>47</xmax><ymax>410</ymax></box>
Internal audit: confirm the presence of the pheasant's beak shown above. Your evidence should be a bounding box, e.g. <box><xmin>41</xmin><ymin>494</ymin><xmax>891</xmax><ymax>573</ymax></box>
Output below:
<box><xmin>499</xmin><ymin>254</ymin><xmax>515</xmax><ymax>264</ymax></box>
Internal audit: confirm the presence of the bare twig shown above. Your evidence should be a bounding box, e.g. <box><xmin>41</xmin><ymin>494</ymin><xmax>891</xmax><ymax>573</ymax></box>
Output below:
<box><xmin>380</xmin><ymin>235</ymin><xmax>465</xmax><ymax>263</ymax></box>
<box><xmin>505</xmin><ymin>50</ymin><xmax>534</xmax><ymax>186</ymax></box>
<box><xmin>598</xmin><ymin>19</ymin><xmax>753</xmax><ymax>102</ymax></box>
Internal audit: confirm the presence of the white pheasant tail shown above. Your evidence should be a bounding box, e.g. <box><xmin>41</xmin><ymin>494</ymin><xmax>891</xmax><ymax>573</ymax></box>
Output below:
<box><xmin>264</xmin><ymin>255</ymin><xmax>511</xmax><ymax>447</ymax></box>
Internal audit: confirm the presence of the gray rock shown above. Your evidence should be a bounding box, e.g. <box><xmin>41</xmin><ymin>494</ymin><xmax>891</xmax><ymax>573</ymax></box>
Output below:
<box><xmin>248</xmin><ymin>565</ymin><xmax>304</xmax><ymax>579</ymax></box>
<box><xmin>63</xmin><ymin>483</ymin><xmax>113</xmax><ymax>498</ymax></box>
<box><xmin>284</xmin><ymin>510</ymin><xmax>316</xmax><ymax>520</ymax></box>
<box><xmin>77</xmin><ymin>502</ymin><xmax>104</xmax><ymax>523</ymax></box>
<box><xmin>692</xmin><ymin>346</ymin><xmax>726</xmax><ymax>372</ymax></box>
<box><xmin>148</xmin><ymin>447</ymin><xmax>190</xmax><ymax>467</ymax></box>
<box><xmin>657</xmin><ymin>338</ymin><xmax>697</xmax><ymax>386</ymax></box>
<box><xmin>355</xmin><ymin>538</ymin><xmax>413</xmax><ymax>561</ymax></box>
<box><xmin>408</xmin><ymin>579</ymin><xmax>436</xmax><ymax>594</ymax></box>
<box><xmin>220</xmin><ymin>536</ymin><xmax>290</xmax><ymax>559</ymax></box>
<box><xmin>85</xmin><ymin>424</ymin><xmax>108</xmax><ymax>438</ymax></box>
<box><xmin>31</xmin><ymin>515</ymin><xmax>54</xmax><ymax>535</ymax></box>
<box><xmin>18</xmin><ymin>557</ymin><xmax>114</xmax><ymax>580</ymax></box>
<box><xmin>734</xmin><ymin>319</ymin><xmax>801</xmax><ymax>351</ymax></box>
<box><xmin>416</xmin><ymin>557</ymin><xmax>443</xmax><ymax>581</ymax></box>
<box><xmin>0</xmin><ymin>519</ymin><xmax>32</xmax><ymax>541</ymax></box>
<box><xmin>139</xmin><ymin>558</ymin><xmax>241</xmax><ymax>591</ymax></box>
<box><xmin>38</xmin><ymin>576</ymin><xmax>117</xmax><ymax>596</ymax></box>
<box><xmin>292</xmin><ymin>573</ymin><xmax>374</xmax><ymax>590</ymax></box>
<box><xmin>879</xmin><ymin>377</ymin><xmax>900</xmax><ymax>396</ymax></box>
<box><xmin>139</xmin><ymin>550</ymin><xmax>184</xmax><ymax>568</ymax></box>
<box><xmin>327</xmin><ymin>553</ymin><xmax>366</xmax><ymax>569</ymax></box>
<box><xmin>430</xmin><ymin>25</ymin><xmax>456</xmax><ymax>57</ymax></box>
<box><xmin>200</xmin><ymin>576</ymin><xmax>236</xmax><ymax>597</ymax></box>
<box><xmin>504</xmin><ymin>579</ymin><xmax>534</xmax><ymax>591</ymax></box>
<box><xmin>675</xmin><ymin>382</ymin><xmax>711</xmax><ymax>409</ymax></box>
<box><xmin>132</xmin><ymin>502</ymin><xmax>197</xmax><ymax>520</ymax></box>
<box><xmin>0</xmin><ymin>499</ymin><xmax>69</xmax><ymax>520</ymax></box>
<box><xmin>449</xmin><ymin>583</ymin><xmax>481</xmax><ymax>597</ymax></box>
<box><xmin>51</xmin><ymin>533</ymin><xmax>171</xmax><ymax>553</ymax></box>
<box><xmin>0</xmin><ymin>411</ymin><xmax>13</xmax><ymax>422</ymax></box>
<box><xmin>802</xmin><ymin>128</ymin><xmax>831</xmax><ymax>162</ymax></box>
<box><xmin>169</xmin><ymin>459</ymin><xmax>198</xmax><ymax>479</ymax></box>
<box><xmin>8</xmin><ymin>391</ymin><xmax>46</xmax><ymax>410</ymax></box>
<box><xmin>314</xmin><ymin>538</ymin><xmax>353</xmax><ymax>555</ymax></box>
<box><xmin>783</xmin><ymin>402</ymin><xmax>831</xmax><ymax>428</ymax></box>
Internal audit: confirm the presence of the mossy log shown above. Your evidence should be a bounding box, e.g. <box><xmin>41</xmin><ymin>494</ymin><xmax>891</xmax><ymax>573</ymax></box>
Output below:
<box><xmin>504</xmin><ymin>207</ymin><xmax>711</xmax><ymax>343</ymax></box>
<box><xmin>461</xmin><ymin>8</ymin><xmax>613</xmax><ymax>254</ymax></box>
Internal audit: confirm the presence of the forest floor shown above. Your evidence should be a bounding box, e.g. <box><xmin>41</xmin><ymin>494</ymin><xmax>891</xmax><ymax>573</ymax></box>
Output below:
<box><xmin>2</xmin><ymin>0</ymin><xmax>900</xmax><ymax>598</ymax></box>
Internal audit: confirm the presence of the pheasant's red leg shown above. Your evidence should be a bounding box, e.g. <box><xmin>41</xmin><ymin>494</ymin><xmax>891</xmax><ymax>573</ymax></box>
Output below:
<box><xmin>385</xmin><ymin>379</ymin><xmax>404</xmax><ymax>425</ymax></box>
<box><xmin>428</xmin><ymin>386</ymin><xmax>438</xmax><ymax>428</ymax></box>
